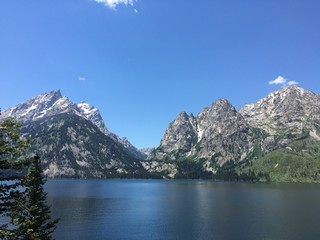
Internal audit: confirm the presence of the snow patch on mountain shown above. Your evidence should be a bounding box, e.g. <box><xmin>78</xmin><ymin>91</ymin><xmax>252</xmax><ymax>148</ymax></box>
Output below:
<box><xmin>77</xmin><ymin>101</ymin><xmax>108</xmax><ymax>134</ymax></box>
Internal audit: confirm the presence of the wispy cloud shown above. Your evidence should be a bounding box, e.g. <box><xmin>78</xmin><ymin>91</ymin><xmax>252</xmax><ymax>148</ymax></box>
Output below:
<box><xmin>287</xmin><ymin>80</ymin><xmax>299</xmax><ymax>86</ymax></box>
<box><xmin>78</xmin><ymin>77</ymin><xmax>86</xmax><ymax>81</ymax></box>
<box><xmin>268</xmin><ymin>76</ymin><xmax>299</xmax><ymax>86</ymax></box>
<box><xmin>94</xmin><ymin>0</ymin><xmax>137</xmax><ymax>10</ymax></box>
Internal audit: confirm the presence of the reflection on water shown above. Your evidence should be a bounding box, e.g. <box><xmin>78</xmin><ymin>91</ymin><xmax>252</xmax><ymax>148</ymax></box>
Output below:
<box><xmin>46</xmin><ymin>180</ymin><xmax>320</xmax><ymax>240</ymax></box>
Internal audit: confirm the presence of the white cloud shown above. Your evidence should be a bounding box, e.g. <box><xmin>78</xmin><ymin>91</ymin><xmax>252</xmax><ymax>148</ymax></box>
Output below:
<box><xmin>269</xmin><ymin>76</ymin><xmax>287</xmax><ymax>85</ymax></box>
<box><xmin>268</xmin><ymin>76</ymin><xmax>299</xmax><ymax>86</ymax></box>
<box><xmin>94</xmin><ymin>0</ymin><xmax>137</xmax><ymax>10</ymax></box>
<box><xmin>134</xmin><ymin>8</ymin><xmax>138</xmax><ymax>13</ymax></box>
<box><xmin>78</xmin><ymin>77</ymin><xmax>86</xmax><ymax>81</ymax></box>
<box><xmin>287</xmin><ymin>80</ymin><xmax>299</xmax><ymax>86</ymax></box>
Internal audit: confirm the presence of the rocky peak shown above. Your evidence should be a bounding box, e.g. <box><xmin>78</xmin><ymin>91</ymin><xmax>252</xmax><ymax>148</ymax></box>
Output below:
<box><xmin>202</xmin><ymin>98</ymin><xmax>237</xmax><ymax>121</ymax></box>
<box><xmin>152</xmin><ymin>98</ymin><xmax>256</xmax><ymax>164</ymax></box>
<box><xmin>77</xmin><ymin>101</ymin><xmax>108</xmax><ymax>134</ymax></box>
<box><xmin>239</xmin><ymin>86</ymin><xmax>320</xmax><ymax>135</ymax></box>
<box><xmin>1</xmin><ymin>90</ymin><xmax>147</xmax><ymax>160</ymax></box>
<box><xmin>212</xmin><ymin>98</ymin><xmax>235</xmax><ymax>110</ymax></box>
<box><xmin>240</xmin><ymin>86</ymin><xmax>315</xmax><ymax>115</ymax></box>
<box><xmin>195</xmin><ymin>98</ymin><xmax>254</xmax><ymax>163</ymax></box>
<box><xmin>0</xmin><ymin>90</ymin><xmax>76</xmax><ymax>122</ymax></box>
<box><xmin>152</xmin><ymin>111</ymin><xmax>197</xmax><ymax>160</ymax></box>
<box><xmin>177</xmin><ymin>111</ymin><xmax>189</xmax><ymax>121</ymax></box>
<box><xmin>196</xmin><ymin>99</ymin><xmax>240</xmax><ymax>139</ymax></box>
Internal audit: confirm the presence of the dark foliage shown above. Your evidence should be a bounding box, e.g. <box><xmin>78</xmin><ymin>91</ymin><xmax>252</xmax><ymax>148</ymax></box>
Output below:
<box><xmin>9</xmin><ymin>156</ymin><xmax>59</xmax><ymax>240</ymax></box>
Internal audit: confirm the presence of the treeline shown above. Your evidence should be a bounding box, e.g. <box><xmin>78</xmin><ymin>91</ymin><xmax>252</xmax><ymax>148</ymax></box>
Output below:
<box><xmin>171</xmin><ymin>159</ymin><xmax>271</xmax><ymax>182</ymax></box>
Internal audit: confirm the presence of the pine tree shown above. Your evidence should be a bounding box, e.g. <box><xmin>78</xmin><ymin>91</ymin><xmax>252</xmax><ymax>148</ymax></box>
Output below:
<box><xmin>10</xmin><ymin>155</ymin><xmax>59</xmax><ymax>240</ymax></box>
<box><xmin>0</xmin><ymin>117</ymin><xmax>30</xmax><ymax>239</ymax></box>
<box><xmin>1</xmin><ymin>112</ymin><xmax>58</xmax><ymax>239</ymax></box>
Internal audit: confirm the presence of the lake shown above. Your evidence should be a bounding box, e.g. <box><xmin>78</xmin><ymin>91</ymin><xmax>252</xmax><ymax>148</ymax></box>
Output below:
<box><xmin>46</xmin><ymin>179</ymin><xmax>320</xmax><ymax>240</ymax></box>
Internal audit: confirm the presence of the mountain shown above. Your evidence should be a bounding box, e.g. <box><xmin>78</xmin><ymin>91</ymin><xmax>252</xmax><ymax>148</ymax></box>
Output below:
<box><xmin>1</xmin><ymin>90</ymin><xmax>146</xmax><ymax>160</ymax></box>
<box><xmin>237</xmin><ymin>86</ymin><xmax>320</xmax><ymax>182</ymax></box>
<box><xmin>153</xmin><ymin>111</ymin><xmax>197</xmax><ymax>160</ymax></box>
<box><xmin>0</xmin><ymin>90</ymin><xmax>77</xmax><ymax>122</ymax></box>
<box><xmin>0</xmin><ymin>90</ymin><xmax>148</xmax><ymax>178</ymax></box>
<box><xmin>239</xmin><ymin>86</ymin><xmax>320</xmax><ymax>137</ymax></box>
<box><xmin>146</xmin><ymin>86</ymin><xmax>320</xmax><ymax>181</ymax></box>
<box><xmin>150</xmin><ymin>98</ymin><xmax>257</xmax><ymax>164</ymax></box>
<box><xmin>21</xmin><ymin>112</ymin><xmax>145</xmax><ymax>178</ymax></box>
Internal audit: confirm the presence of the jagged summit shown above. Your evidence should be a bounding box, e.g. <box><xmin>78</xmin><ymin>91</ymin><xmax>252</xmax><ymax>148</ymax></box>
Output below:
<box><xmin>77</xmin><ymin>101</ymin><xmax>108</xmax><ymax>134</ymax></box>
<box><xmin>240</xmin><ymin>86</ymin><xmax>314</xmax><ymax>113</ymax></box>
<box><xmin>212</xmin><ymin>98</ymin><xmax>234</xmax><ymax>107</ymax></box>
<box><xmin>239</xmin><ymin>85</ymin><xmax>320</xmax><ymax>135</ymax></box>
<box><xmin>0</xmin><ymin>90</ymin><xmax>76</xmax><ymax>122</ymax></box>
<box><xmin>1</xmin><ymin>90</ymin><xmax>146</xmax><ymax>160</ymax></box>
<box><xmin>151</xmin><ymin>97</ymin><xmax>255</xmax><ymax>164</ymax></box>
<box><xmin>152</xmin><ymin>110</ymin><xmax>196</xmax><ymax>160</ymax></box>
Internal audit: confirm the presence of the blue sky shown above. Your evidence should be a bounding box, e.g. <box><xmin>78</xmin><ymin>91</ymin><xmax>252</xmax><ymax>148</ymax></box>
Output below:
<box><xmin>1</xmin><ymin>0</ymin><xmax>320</xmax><ymax>148</ymax></box>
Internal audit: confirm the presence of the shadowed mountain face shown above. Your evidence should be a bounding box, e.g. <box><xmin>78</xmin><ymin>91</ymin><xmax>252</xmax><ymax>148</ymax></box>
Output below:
<box><xmin>22</xmin><ymin>112</ymin><xmax>145</xmax><ymax>178</ymax></box>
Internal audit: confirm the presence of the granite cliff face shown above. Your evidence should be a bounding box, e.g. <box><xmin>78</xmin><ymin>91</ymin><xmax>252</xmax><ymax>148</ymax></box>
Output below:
<box><xmin>195</xmin><ymin>99</ymin><xmax>256</xmax><ymax>163</ymax></box>
<box><xmin>151</xmin><ymin>99</ymin><xmax>257</xmax><ymax>164</ymax></box>
<box><xmin>154</xmin><ymin>111</ymin><xmax>197</xmax><ymax>160</ymax></box>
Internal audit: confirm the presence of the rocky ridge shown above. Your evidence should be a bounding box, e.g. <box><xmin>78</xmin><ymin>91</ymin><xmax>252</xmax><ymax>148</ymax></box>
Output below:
<box><xmin>146</xmin><ymin>86</ymin><xmax>320</xmax><ymax>180</ymax></box>
<box><xmin>239</xmin><ymin>86</ymin><xmax>320</xmax><ymax>136</ymax></box>
<box><xmin>1</xmin><ymin>90</ymin><xmax>146</xmax><ymax>160</ymax></box>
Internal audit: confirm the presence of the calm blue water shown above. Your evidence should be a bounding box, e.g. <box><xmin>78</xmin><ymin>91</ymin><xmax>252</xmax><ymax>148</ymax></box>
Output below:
<box><xmin>46</xmin><ymin>179</ymin><xmax>320</xmax><ymax>240</ymax></box>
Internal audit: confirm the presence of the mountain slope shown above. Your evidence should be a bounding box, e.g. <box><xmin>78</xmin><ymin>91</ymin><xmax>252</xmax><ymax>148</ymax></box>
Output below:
<box><xmin>77</xmin><ymin>101</ymin><xmax>147</xmax><ymax>159</ymax></box>
<box><xmin>243</xmin><ymin>137</ymin><xmax>320</xmax><ymax>183</ymax></box>
<box><xmin>21</xmin><ymin>112</ymin><xmax>145</xmax><ymax>178</ymax></box>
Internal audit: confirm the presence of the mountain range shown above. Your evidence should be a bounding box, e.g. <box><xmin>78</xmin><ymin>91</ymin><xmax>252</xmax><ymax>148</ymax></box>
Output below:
<box><xmin>1</xmin><ymin>86</ymin><xmax>320</xmax><ymax>182</ymax></box>
<box><xmin>146</xmin><ymin>85</ymin><xmax>320</xmax><ymax>181</ymax></box>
